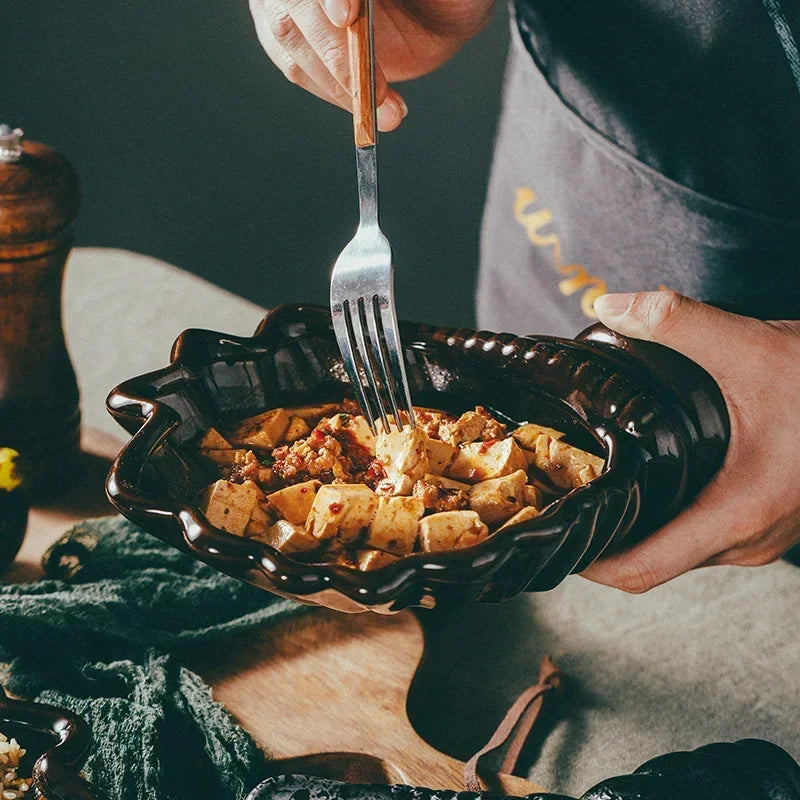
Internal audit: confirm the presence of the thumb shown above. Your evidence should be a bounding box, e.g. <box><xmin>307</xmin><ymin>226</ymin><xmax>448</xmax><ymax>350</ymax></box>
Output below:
<box><xmin>593</xmin><ymin>290</ymin><xmax>752</xmax><ymax>378</ymax></box>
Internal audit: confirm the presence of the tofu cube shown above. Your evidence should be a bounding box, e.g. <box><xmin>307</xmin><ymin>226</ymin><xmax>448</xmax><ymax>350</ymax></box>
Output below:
<box><xmin>445</xmin><ymin>439</ymin><xmax>528</xmax><ymax>483</ymax></box>
<box><xmin>306</xmin><ymin>484</ymin><xmax>378</xmax><ymax>542</ymax></box>
<box><xmin>284</xmin><ymin>415</ymin><xmax>311</xmax><ymax>443</ymax></box>
<box><xmin>229</xmin><ymin>408</ymin><xmax>290</xmax><ymax>450</ymax></box>
<box><xmin>413</xmin><ymin>408</ymin><xmax>450</xmax><ymax>433</ymax></box>
<box><xmin>366</xmin><ymin>496</ymin><xmax>425</xmax><ymax>555</ymax></box>
<box><xmin>497</xmin><ymin>505</ymin><xmax>540</xmax><ymax>531</ymax></box>
<box><xmin>521</xmin><ymin>447</ymin><xmax>538</xmax><ymax>468</ymax></box>
<box><xmin>419</xmin><ymin>511</ymin><xmax>489</xmax><ymax>552</ymax></box>
<box><xmin>199</xmin><ymin>448</ymin><xmax>247</xmax><ymax>466</ymax></box>
<box><xmin>376</xmin><ymin>428</ymin><xmax>430</xmax><ymax>483</ymax></box>
<box><xmin>198</xmin><ymin>428</ymin><xmax>244</xmax><ymax>465</ymax></box>
<box><xmin>419</xmin><ymin>474</ymin><xmax>471</xmax><ymax>491</ymax></box>
<box><xmin>527</xmin><ymin>475</ymin><xmax>559</xmax><ymax>499</ymax></box>
<box><xmin>327</xmin><ymin>413</ymin><xmax>376</xmax><ymax>455</ymax></box>
<box><xmin>512</xmin><ymin>423</ymin><xmax>565</xmax><ymax>450</ymax></box>
<box><xmin>244</xmin><ymin>502</ymin><xmax>272</xmax><ymax>537</ymax></box>
<box><xmin>349</xmin><ymin>415</ymin><xmax>378</xmax><ymax>453</ymax></box>
<box><xmin>375</xmin><ymin>474</ymin><xmax>415</xmax><ymax>496</ymax></box>
<box><xmin>523</xmin><ymin>484</ymin><xmax>543</xmax><ymax>509</ymax></box>
<box><xmin>242</xmin><ymin>479</ymin><xmax>267</xmax><ymax>500</ymax></box>
<box><xmin>375</xmin><ymin>475</ymin><xmax>413</xmax><ymax>496</ymax></box>
<box><xmin>532</xmin><ymin>434</ymin><xmax>552</xmax><ymax>470</ymax></box>
<box><xmin>199</xmin><ymin>427</ymin><xmax>233</xmax><ymax>450</ymax></box>
<box><xmin>468</xmin><ymin>469</ymin><xmax>526</xmax><ymax>526</ymax></box>
<box><xmin>439</xmin><ymin>410</ymin><xmax>487</xmax><ymax>446</ymax></box>
<box><xmin>267</xmin><ymin>480</ymin><xmax>321</xmax><ymax>525</ymax></box>
<box><xmin>357</xmin><ymin>549</ymin><xmax>401</xmax><ymax>571</ymax></box>
<box><xmin>201</xmin><ymin>479</ymin><xmax>258</xmax><ymax>537</ymax></box>
<box><xmin>256</xmin><ymin>519</ymin><xmax>319</xmax><ymax>553</ymax></box>
<box><xmin>530</xmin><ymin>435</ymin><xmax>605</xmax><ymax>490</ymax></box>
<box><xmin>426</xmin><ymin>438</ymin><xmax>457</xmax><ymax>474</ymax></box>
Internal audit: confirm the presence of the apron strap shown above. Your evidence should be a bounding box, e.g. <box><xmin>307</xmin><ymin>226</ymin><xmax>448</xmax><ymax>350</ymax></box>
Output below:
<box><xmin>760</xmin><ymin>0</ymin><xmax>800</xmax><ymax>94</ymax></box>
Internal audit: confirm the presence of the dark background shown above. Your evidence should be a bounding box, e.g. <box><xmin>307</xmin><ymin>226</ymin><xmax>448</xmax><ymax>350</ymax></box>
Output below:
<box><xmin>4</xmin><ymin>1</ymin><xmax>510</xmax><ymax>328</ymax></box>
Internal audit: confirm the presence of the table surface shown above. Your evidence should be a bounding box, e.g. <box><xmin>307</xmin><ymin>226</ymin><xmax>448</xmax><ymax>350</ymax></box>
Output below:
<box><xmin>9</xmin><ymin>248</ymin><xmax>800</xmax><ymax>797</ymax></box>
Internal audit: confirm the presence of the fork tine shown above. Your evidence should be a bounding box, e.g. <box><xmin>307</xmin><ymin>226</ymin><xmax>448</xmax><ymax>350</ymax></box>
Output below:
<box><xmin>366</xmin><ymin>294</ymin><xmax>404</xmax><ymax>430</ymax></box>
<box><xmin>346</xmin><ymin>300</ymin><xmax>385</xmax><ymax>432</ymax></box>
<box><xmin>354</xmin><ymin>297</ymin><xmax>392</xmax><ymax>433</ymax></box>
<box><xmin>376</xmin><ymin>298</ymin><xmax>416</xmax><ymax>429</ymax></box>
<box><xmin>334</xmin><ymin>300</ymin><xmax>378</xmax><ymax>433</ymax></box>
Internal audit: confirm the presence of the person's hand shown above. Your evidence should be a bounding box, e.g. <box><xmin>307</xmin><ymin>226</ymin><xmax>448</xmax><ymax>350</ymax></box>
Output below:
<box><xmin>249</xmin><ymin>0</ymin><xmax>495</xmax><ymax>131</ymax></box>
<box><xmin>582</xmin><ymin>290</ymin><xmax>800</xmax><ymax>593</ymax></box>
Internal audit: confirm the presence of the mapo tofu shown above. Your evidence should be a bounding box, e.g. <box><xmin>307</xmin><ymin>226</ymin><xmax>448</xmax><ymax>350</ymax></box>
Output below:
<box><xmin>196</xmin><ymin>402</ymin><xmax>604</xmax><ymax>570</ymax></box>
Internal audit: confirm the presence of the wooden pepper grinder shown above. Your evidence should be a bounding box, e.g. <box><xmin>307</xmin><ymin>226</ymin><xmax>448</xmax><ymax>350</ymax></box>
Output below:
<box><xmin>0</xmin><ymin>125</ymin><xmax>81</xmax><ymax>494</ymax></box>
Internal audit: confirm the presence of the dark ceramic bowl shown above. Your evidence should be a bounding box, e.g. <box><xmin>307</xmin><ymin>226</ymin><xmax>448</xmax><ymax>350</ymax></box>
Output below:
<box><xmin>0</xmin><ymin>687</ymin><xmax>98</xmax><ymax>800</ymax></box>
<box><xmin>106</xmin><ymin>304</ymin><xmax>729</xmax><ymax>613</ymax></box>
<box><xmin>246</xmin><ymin>740</ymin><xmax>800</xmax><ymax>800</ymax></box>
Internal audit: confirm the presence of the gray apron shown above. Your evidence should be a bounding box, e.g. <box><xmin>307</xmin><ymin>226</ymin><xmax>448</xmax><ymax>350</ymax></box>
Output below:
<box><xmin>477</xmin><ymin>8</ymin><xmax>800</xmax><ymax>337</ymax></box>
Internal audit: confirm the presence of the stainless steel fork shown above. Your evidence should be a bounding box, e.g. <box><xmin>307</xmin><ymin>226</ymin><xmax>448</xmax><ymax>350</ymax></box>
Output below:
<box><xmin>330</xmin><ymin>0</ymin><xmax>415</xmax><ymax>435</ymax></box>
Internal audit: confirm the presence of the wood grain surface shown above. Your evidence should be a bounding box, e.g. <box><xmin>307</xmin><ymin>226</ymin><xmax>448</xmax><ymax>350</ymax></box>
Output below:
<box><xmin>347</xmin><ymin>0</ymin><xmax>376</xmax><ymax>148</ymax></box>
<box><xmin>9</xmin><ymin>428</ymin><xmax>545</xmax><ymax>795</ymax></box>
<box><xmin>191</xmin><ymin>609</ymin><xmax>545</xmax><ymax>794</ymax></box>
<box><xmin>0</xmin><ymin>139</ymin><xmax>82</xmax><ymax>493</ymax></box>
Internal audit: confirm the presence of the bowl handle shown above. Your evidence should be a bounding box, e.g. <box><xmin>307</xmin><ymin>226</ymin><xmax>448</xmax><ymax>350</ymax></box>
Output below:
<box><xmin>576</xmin><ymin>322</ymin><xmax>730</xmax><ymax>497</ymax></box>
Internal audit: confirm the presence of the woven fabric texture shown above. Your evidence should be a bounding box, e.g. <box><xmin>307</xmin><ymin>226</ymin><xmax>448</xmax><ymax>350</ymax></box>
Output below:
<box><xmin>0</xmin><ymin>516</ymin><xmax>307</xmax><ymax>800</ymax></box>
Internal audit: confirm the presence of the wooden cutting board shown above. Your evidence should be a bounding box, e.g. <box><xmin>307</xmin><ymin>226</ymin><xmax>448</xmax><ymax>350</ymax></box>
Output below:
<box><xmin>13</xmin><ymin>430</ymin><xmax>546</xmax><ymax>795</ymax></box>
<box><xmin>192</xmin><ymin>609</ymin><xmax>546</xmax><ymax>794</ymax></box>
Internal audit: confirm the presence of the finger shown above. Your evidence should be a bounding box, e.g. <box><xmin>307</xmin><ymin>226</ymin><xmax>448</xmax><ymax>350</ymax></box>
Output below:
<box><xmin>592</xmin><ymin>290</ymin><xmax>761</xmax><ymax>380</ymax></box>
<box><xmin>581</xmin><ymin>477</ymin><xmax>744</xmax><ymax>593</ymax></box>
<box><xmin>281</xmin><ymin>0</ymin><xmax>404</xmax><ymax>127</ymax></box>
<box><xmin>256</xmin><ymin>19</ymin><xmax>350</xmax><ymax>110</ymax></box>
<box><xmin>299</xmin><ymin>70</ymin><xmax>352</xmax><ymax>110</ymax></box>
<box><xmin>286</xmin><ymin>0</ymin><xmax>352</xmax><ymax>93</ymax></box>
<box><xmin>317</xmin><ymin>0</ymin><xmax>358</xmax><ymax>27</ymax></box>
<box><xmin>253</xmin><ymin>3</ymin><xmax>353</xmax><ymax>109</ymax></box>
<box><xmin>290</xmin><ymin>0</ymin><xmax>391</xmax><ymax>107</ymax></box>
<box><xmin>376</xmin><ymin>89</ymin><xmax>408</xmax><ymax>131</ymax></box>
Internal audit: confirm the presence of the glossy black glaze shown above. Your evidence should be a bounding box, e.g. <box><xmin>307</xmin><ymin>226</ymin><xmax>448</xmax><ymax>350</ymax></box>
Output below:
<box><xmin>248</xmin><ymin>775</ymin><xmax>565</xmax><ymax>800</ymax></box>
<box><xmin>0</xmin><ymin>686</ymin><xmax>99</xmax><ymax>800</ymax></box>
<box><xmin>105</xmin><ymin>304</ymin><xmax>729</xmax><ymax>613</ymax></box>
<box><xmin>245</xmin><ymin>740</ymin><xmax>800</xmax><ymax>800</ymax></box>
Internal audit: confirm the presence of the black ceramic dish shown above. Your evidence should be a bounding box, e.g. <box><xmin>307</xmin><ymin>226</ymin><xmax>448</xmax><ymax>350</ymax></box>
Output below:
<box><xmin>0</xmin><ymin>687</ymin><xmax>98</xmax><ymax>800</ymax></box>
<box><xmin>106</xmin><ymin>304</ymin><xmax>729</xmax><ymax>613</ymax></box>
<box><xmin>246</xmin><ymin>740</ymin><xmax>800</xmax><ymax>800</ymax></box>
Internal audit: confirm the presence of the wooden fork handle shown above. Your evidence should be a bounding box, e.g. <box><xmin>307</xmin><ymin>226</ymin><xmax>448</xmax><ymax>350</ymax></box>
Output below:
<box><xmin>347</xmin><ymin>0</ymin><xmax>376</xmax><ymax>147</ymax></box>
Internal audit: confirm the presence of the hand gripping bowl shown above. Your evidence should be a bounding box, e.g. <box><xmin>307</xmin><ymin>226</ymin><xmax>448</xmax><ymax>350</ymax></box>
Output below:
<box><xmin>105</xmin><ymin>304</ymin><xmax>729</xmax><ymax>613</ymax></box>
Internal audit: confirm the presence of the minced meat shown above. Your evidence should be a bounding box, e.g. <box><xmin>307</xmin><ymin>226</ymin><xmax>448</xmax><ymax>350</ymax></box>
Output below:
<box><xmin>476</xmin><ymin>406</ymin><xmax>507</xmax><ymax>441</ymax></box>
<box><xmin>272</xmin><ymin>429</ymin><xmax>348</xmax><ymax>484</ymax></box>
<box><xmin>228</xmin><ymin>450</ymin><xmax>274</xmax><ymax>486</ymax></box>
<box><xmin>415</xmin><ymin>409</ymin><xmax>455</xmax><ymax>440</ymax></box>
<box><xmin>412</xmin><ymin>479</ymin><xmax>470</xmax><ymax>512</ymax></box>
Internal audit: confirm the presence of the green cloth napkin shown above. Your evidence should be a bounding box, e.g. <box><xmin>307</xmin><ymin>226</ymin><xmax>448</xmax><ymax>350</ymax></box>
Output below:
<box><xmin>0</xmin><ymin>516</ymin><xmax>308</xmax><ymax>800</ymax></box>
